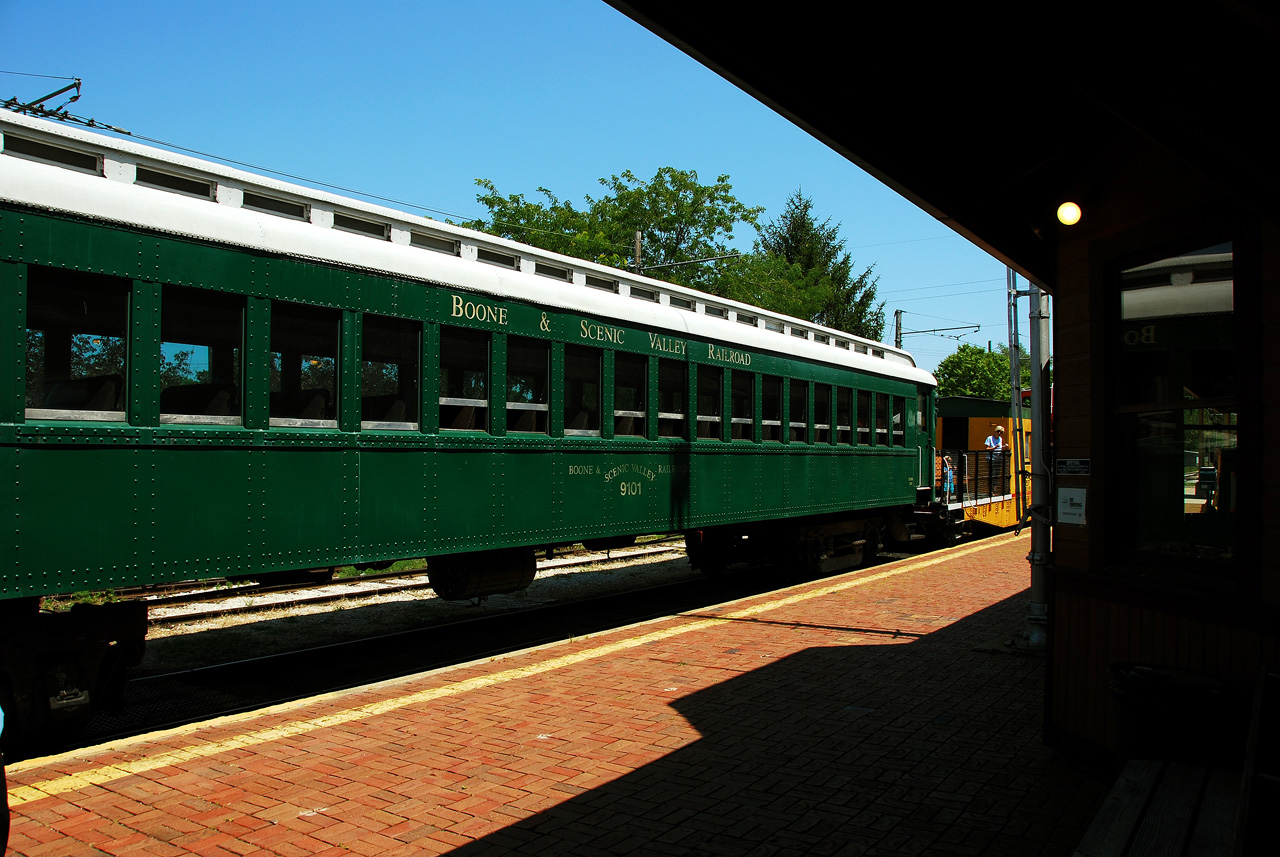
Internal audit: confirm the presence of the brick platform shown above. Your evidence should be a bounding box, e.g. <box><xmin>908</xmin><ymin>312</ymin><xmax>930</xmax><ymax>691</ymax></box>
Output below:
<box><xmin>5</xmin><ymin>533</ymin><xmax>1107</xmax><ymax>856</ymax></box>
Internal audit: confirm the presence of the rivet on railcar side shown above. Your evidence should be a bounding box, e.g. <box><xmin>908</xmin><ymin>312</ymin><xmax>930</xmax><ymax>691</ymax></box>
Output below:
<box><xmin>0</xmin><ymin>110</ymin><xmax>941</xmax><ymax>750</ymax></box>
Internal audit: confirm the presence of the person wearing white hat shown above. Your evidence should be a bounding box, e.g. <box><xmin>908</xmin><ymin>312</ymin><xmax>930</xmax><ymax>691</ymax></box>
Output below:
<box><xmin>984</xmin><ymin>425</ymin><xmax>1006</xmax><ymax>496</ymax></box>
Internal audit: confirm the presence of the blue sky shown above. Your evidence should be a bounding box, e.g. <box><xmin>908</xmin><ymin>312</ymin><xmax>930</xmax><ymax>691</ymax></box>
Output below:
<box><xmin>1</xmin><ymin>0</ymin><xmax>1026</xmax><ymax>372</ymax></box>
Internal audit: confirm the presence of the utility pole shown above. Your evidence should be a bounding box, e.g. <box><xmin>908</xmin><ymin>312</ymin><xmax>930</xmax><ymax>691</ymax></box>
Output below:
<box><xmin>894</xmin><ymin>309</ymin><xmax>903</xmax><ymax>349</ymax></box>
<box><xmin>634</xmin><ymin>231</ymin><xmax>642</xmax><ymax>274</ymax></box>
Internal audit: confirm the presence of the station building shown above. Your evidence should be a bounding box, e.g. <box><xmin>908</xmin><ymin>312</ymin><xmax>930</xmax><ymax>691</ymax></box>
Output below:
<box><xmin>612</xmin><ymin>1</ymin><xmax>1279</xmax><ymax>756</ymax></box>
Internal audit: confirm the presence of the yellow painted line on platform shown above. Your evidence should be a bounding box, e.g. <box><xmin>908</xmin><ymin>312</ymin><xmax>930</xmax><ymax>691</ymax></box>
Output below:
<box><xmin>8</xmin><ymin>532</ymin><xmax>1023</xmax><ymax>806</ymax></box>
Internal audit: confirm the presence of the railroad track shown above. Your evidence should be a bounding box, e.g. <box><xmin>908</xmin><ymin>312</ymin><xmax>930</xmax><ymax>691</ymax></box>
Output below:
<box><xmin>24</xmin><ymin>537</ymin><xmax>958</xmax><ymax>760</ymax></box>
<box><xmin>43</xmin><ymin>538</ymin><xmax>685</xmax><ymax>628</ymax></box>
<box><xmin>69</xmin><ymin>552</ymin><xmax>754</xmax><ymax>753</ymax></box>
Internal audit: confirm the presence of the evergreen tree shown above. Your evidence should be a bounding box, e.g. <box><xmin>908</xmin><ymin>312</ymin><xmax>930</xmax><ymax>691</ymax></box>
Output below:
<box><xmin>756</xmin><ymin>191</ymin><xmax>885</xmax><ymax>340</ymax></box>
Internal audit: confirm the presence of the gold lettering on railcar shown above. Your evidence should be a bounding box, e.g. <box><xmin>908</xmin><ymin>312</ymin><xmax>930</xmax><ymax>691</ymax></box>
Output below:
<box><xmin>451</xmin><ymin>294</ymin><xmax>508</xmax><ymax>325</ymax></box>
<box><xmin>580</xmin><ymin>320</ymin><xmax>626</xmax><ymax>344</ymax></box>
<box><xmin>647</xmin><ymin>332</ymin><xmax>686</xmax><ymax>355</ymax></box>
<box><xmin>602</xmin><ymin>463</ymin><xmax>659</xmax><ymax>483</ymax></box>
<box><xmin>707</xmin><ymin>343</ymin><xmax>751</xmax><ymax>365</ymax></box>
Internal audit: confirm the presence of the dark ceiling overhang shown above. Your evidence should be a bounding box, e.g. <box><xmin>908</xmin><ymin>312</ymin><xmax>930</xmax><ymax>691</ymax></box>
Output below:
<box><xmin>607</xmin><ymin>2</ymin><xmax>1280</xmax><ymax>292</ymax></box>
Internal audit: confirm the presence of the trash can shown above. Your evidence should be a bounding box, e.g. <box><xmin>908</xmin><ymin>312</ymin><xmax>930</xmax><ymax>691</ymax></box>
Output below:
<box><xmin>1107</xmin><ymin>663</ymin><xmax>1244</xmax><ymax>765</ymax></box>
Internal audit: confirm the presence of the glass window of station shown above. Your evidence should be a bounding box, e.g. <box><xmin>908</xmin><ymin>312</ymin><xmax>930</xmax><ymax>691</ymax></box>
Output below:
<box><xmin>1113</xmin><ymin>243</ymin><xmax>1236</xmax><ymax>572</ymax></box>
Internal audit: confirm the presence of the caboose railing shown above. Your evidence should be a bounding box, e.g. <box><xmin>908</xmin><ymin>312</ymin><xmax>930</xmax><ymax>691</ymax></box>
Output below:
<box><xmin>935</xmin><ymin>449</ymin><xmax>1028</xmax><ymax>503</ymax></box>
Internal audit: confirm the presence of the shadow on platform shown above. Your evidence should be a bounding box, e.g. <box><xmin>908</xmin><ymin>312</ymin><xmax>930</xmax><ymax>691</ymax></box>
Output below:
<box><xmin>446</xmin><ymin>591</ymin><xmax>1106</xmax><ymax>856</ymax></box>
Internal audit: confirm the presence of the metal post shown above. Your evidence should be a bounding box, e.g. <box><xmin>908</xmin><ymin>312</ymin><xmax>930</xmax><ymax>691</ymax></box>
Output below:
<box><xmin>1025</xmin><ymin>285</ymin><xmax>1051</xmax><ymax>649</ymax></box>
<box><xmin>895</xmin><ymin>309</ymin><xmax>903</xmax><ymax>349</ymax></box>
<box><xmin>1008</xmin><ymin>269</ymin><xmax>1024</xmax><ymax>514</ymax></box>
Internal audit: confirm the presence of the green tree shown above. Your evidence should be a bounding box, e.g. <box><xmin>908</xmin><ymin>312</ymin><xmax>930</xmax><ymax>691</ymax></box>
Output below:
<box><xmin>464</xmin><ymin>167</ymin><xmax>762</xmax><ymax>293</ymax></box>
<box><xmin>714</xmin><ymin>253</ymin><xmax>830</xmax><ymax>321</ymax></box>
<box><xmin>935</xmin><ymin>342</ymin><xmax>1029</xmax><ymax>398</ymax></box>
<box><xmin>755</xmin><ymin>191</ymin><xmax>885</xmax><ymax>340</ymax></box>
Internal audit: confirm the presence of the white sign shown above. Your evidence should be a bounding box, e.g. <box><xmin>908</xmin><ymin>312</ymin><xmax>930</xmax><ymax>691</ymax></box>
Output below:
<box><xmin>1058</xmin><ymin>487</ymin><xmax>1087</xmax><ymax>525</ymax></box>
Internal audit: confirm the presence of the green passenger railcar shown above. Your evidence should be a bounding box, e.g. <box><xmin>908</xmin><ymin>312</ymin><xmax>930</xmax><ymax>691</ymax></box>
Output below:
<box><xmin>0</xmin><ymin>110</ymin><xmax>936</xmax><ymax>745</ymax></box>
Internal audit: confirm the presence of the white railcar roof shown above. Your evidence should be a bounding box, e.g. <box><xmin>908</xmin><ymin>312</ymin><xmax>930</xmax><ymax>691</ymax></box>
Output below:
<box><xmin>0</xmin><ymin>111</ymin><xmax>935</xmax><ymax>387</ymax></box>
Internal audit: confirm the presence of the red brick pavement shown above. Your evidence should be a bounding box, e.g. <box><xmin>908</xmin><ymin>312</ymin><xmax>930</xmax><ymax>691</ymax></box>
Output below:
<box><xmin>5</xmin><ymin>532</ymin><xmax>1107</xmax><ymax>856</ymax></box>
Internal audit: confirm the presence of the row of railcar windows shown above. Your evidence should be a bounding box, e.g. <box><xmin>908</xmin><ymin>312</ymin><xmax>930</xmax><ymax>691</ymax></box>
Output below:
<box><xmin>21</xmin><ymin>274</ymin><xmax>908</xmax><ymax>445</ymax></box>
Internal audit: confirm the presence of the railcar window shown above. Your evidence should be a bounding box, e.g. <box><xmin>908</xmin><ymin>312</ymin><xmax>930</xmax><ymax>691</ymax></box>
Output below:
<box><xmin>789</xmin><ymin>379</ymin><xmax>809</xmax><ymax>442</ymax></box>
<box><xmin>704</xmin><ymin>305</ymin><xmax>728</xmax><ymax>319</ymax></box>
<box><xmin>136</xmin><ymin>167</ymin><xmax>215</xmax><ymax>200</ymax></box>
<box><xmin>814</xmin><ymin>333</ymin><xmax>830</xmax><ymax>345</ymax></box>
<box><xmin>815</xmin><ymin>384</ymin><xmax>832</xmax><ymax>444</ymax></box>
<box><xmin>507</xmin><ymin>336</ymin><xmax>549</xmax><ymax>433</ymax></box>
<box><xmin>630</xmin><ymin>285</ymin><xmax>659</xmax><ymax>303</ymax></box>
<box><xmin>657</xmin><ymin>358</ymin><xmax>687</xmax><ymax>438</ymax></box>
<box><xmin>585</xmin><ymin>274</ymin><xmax>618</xmax><ymax>293</ymax></box>
<box><xmin>3</xmin><ymin>134</ymin><xmax>100</xmax><ymax>174</ymax></box>
<box><xmin>362</xmin><ymin>314</ymin><xmax>419</xmax><ymax>428</ymax></box>
<box><xmin>762</xmin><ymin>375</ymin><xmax>783</xmax><ymax>441</ymax></box>
<box><xmin>892</xmin><ymin>396</ymin><xmax>906</xmax><ymax>446</ymax></box>
<box><xmin>269</xmin><ymin>301</ymin><xmax>339</xmax><ymax>426</ymax></box>
<box><xmin>737</xmin><ymin>313</ymin><xmax>757</xmax><ymax>327</ymax></box>
<box><xmin>857</xmin><ymin>390</ymin><xmax>871</xmax><ymax>444</ymax></box>
<box><xmin>160</xmin><ymin>285</ymin><xmax>243</xmax><ymax>424</ymax></box>
<box><xmin>535</xmin><ymin>262</ymin><xmax>571</xmax><ymax>281</ymax></box>
<box><xmin>875</xmin><ymin>393</ymin><xmax>890</xmax><ymax>445</ymax></box>
<box><xmin>613</xmin><ymin>352</ymin><xmax>647</xmax><ymax>437</ymax></box>
<box><xmin>477</xmin><ymin>248</ymin><xmax>519</xmax><ymax>269</ymax></box>
<box><xmin>836</xmin><ymin>387</ymin><xmax>853</xmax><ymax>444</ymax></box>
<box><xmin>697</xmin><ymin>366</ymin><xmax>723</xmax><ymax>439</ymax></box>
<box><xmin>669</xmin><ymin>296</ymin><xmax>695</xmax><ymax>311</ymax></box>
<box><xmin>24</xmin><ymin>268</ymin><xmax>128</xmax><ymax>420</ymax></box>
<box><xmin>333</xmin><ymin>212</ymin><xmax>390</xmax><ymax>240</ymax></box>
<box><xmin>410</xmin><ymin>232</ymin><xmax>459</xmax><ymax>255</ymax></box>
<box><xmin>439</xmin><ymin>326</ymin><xmax>489</xmax><ymax>431</ymax></box>
<box><xmin>564</xmin><ymin>344</ymin><xmax>601</xmax><ymax>435</ymax></box>
<box><xmin>836</xmin><ymin>340</ymin><xmax>850</xmax><ymax>350</ymax></box>
<box><xmin>243</xmin><ymin>191</ymin><xmax>308</xmax><ymax>221</ymax></box>
<box><xmin>731</xmin><ymin>370</ymin><xmax>754</xmax><ymax>440</ymax></box>
<box><xmin>765</xmin><ymin>320</ymin><xmax>785</xmax><ymax>333</ymax></box>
